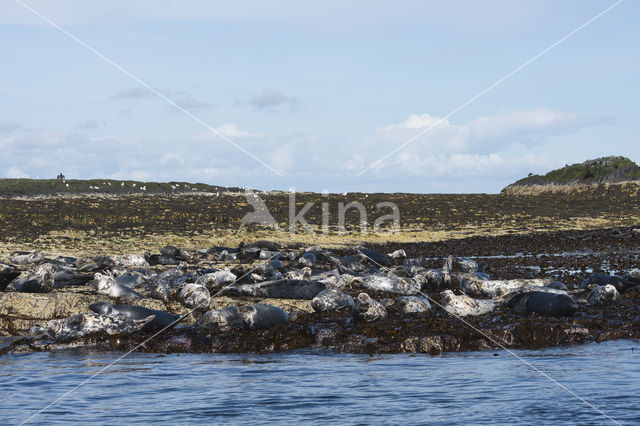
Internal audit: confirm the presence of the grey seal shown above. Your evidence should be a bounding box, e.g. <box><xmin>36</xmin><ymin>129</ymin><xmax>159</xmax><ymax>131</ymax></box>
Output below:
<box><xmin>506</xmin><ymin>291</ymin><xmax>578</xmax><ymax>317</ymax></box>
<box><xmin>581</xmin><ymin>274</ymin><xmax>626</xmax><ymax>291</ymax></box>
<box><xmin>0</xmin><ymin>263</ymin><xmax>20</xmax><ymax>292</ymax></box>
<box><xmin>284</xmin><ymin>267</ymin><xmax>312</xmax><ymax>281</ymax></box>
<box><xmin>311</xmin><ymin>289</ymin><xmax>355</xmax><ymax>312</ymax></box>
<box><xmin>89</xmin><ymin>302</ymin><xmax>180</xmax><ymax>332</ymax></box>
<box><xmin>388</xmin><ymin>249</ymin><xmax>407</xmax><ymax>259</ymax></box>
<box><xmin>150</xmin><ymin>281</ymin><xmax>170</xmax><ymax>302</ymax></box>
<box><xmin>586</xmin><ymin>285</ymin><xmax>622</xmax><ymax>306</ymax></box>
<box><xmin>9</xmin><ymin>251</ymin><xmax>46</xmax><ymax>265</ymax></box>
<box><xmin>441</xmin><ymin>290</ymin><xmax>494</xmax><ymax>317</ymax></box>
<box><xmin>195</xmin><ymin>270</ymin><xmax>234</xmax><ymax>292</ymax></box>
<box><xmin>12</xmin><ymin>263</ymin><xmax>55</xmax><ymax>293</ymax></box>
<box><xmin>299</xmin><ymin>252</ymin><xmax>317</xmax><ymax>267</ymax></box>
<box><xmin>259</xmin><ymin>250</ymin><xmax>281</xmax><ymax>260</ymax></box>
<box><xmin>358</xmin><ymin>248</ymin><xmax>390</xmax><ymax>266</ymax></box>
<box><xmin>622</xmin><ymin>269</ymin><xmax>640</xmax><ymax>287</ymax></box>
<box><xmin>197</xmin><ymin>304</ymin><xmax>288</xmax><ymax>331</ymax></box>
<box><xmin>94</xmin><ymin>273</ymin><xmax>143</xmax><ymax>299</ymax></box>
<box><xmin>110</xmin><ymin>254</ymin><xmax>148</xmax><ymax>268</ymax></box>
<box><xmin>354</xmin><ymin>293</ymin><xmax>387</xmax><ymax>322</ymax></box>
<box><xmin>180</xmin><ymin>283</ymin><xmax>210</xmax><ymax>310</ymax></box>
<box><xmin>419</xmin><ymin>257</ymin><xmax>453</xmax><ymax>289</ymax></box>
<box><xmin>361</xmin><ymin>273</ymin><xmax>420</xmax><ymax>295</ymax></box>
<box><xmin>223</xmin><ymin>279</ymin><xmax>326</xmax><ymax>299</ymax></box>
<box><xmin>34</xmin><ymin>312</ymin><xmax>154</xmax><ymax>341</ymax></box>
<box><xmin>113</xmin><ymin>272</ymin><xmax>147</xmax><ymax>288</ymax></box>
<box><xmin>53</xmin><ymin>269</ymin><xmax>94</xmax><ymax>288</ymax></box>
<box><xmin>394</xmin><ymin>296</ymin><xmax>432</xmax><ymax>314</ymax></box>
<box><xmin>459</xmin><ymin>276</ymin><xmax>555</xmax><ymax>298</ymax></box>
<box><xmin>546</xmin><ymin>281</ymin><xmax>569</xmax><ymax>291</ymax></box>
<box><xmin>403</xmin><ymin>258</ymin><xmax>425</xmax><ymax>276</ymax></box>
<box><xmin>455</xmin><ymin>258</ymin><xmax>479</xmax><ymax>272</ymax></box>
<box><xmin>244</xmin><ymin>240</ymin><xmax>281</xmax><ymax>251</ymax></box>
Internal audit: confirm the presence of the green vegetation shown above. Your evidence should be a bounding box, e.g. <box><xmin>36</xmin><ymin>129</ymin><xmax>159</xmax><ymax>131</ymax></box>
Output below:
<box><xmin>507</xmin><ymin>156</ymin><xmax>640</xmax><ymax>188</ymax></box>
<box><xmin>0</xmin><ymin>178</ymin><xmax>239</xmax><ymax>197</ymax></box>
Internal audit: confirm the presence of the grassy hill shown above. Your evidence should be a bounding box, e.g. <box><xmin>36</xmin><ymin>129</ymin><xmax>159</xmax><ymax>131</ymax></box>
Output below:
<box><xmin>0</xmin><ymin>178</ymin><xmax>241</xmax><ymax>197</ymax></box>
<box><xmin>503</xmin><ymin>156</ymin><xmax>640</xmax><ymax>193</ymax></box>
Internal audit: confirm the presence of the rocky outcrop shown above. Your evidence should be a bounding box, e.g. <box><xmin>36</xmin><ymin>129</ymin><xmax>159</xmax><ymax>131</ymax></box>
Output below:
<box><xmin>2</xmin><ymin>238</ymin><xmax>640</xmax><ymax>355</ymax></box>
<box><xmin>0</xmin><ymin>288</ymin><xmax>313</xmax><ymax>337</ymax></box>
<box><xmin>502</xmin><ymin>156</ymin><xmax>640</xmax><ymax>195</ymax></box>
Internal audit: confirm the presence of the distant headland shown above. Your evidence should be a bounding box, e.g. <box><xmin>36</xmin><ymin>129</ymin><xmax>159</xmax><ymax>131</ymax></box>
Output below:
<box><xmin>502</xmin><ymin>156</ymin><xmax>640</xmax><ymax>195</ymax></box>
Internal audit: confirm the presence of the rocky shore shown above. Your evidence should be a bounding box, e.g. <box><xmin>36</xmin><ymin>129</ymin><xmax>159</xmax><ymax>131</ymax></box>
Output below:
<box><xmin>2</xmin><ymin>227</ymin><xmax>639</xmax><ymax>355</ymax></box>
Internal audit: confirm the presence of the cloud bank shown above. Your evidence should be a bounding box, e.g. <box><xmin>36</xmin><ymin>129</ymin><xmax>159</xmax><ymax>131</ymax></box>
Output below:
<box><xmin>1</xmin><ymin>107</ymin><xmax>609</xmax><ymax>193</ymax></box>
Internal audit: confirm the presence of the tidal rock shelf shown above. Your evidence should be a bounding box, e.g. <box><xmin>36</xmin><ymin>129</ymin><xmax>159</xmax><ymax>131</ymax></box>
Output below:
<box><xmin>1</xmin><ymin>228</ymin><xmax>640</xmax><ymax>355</ymax></box>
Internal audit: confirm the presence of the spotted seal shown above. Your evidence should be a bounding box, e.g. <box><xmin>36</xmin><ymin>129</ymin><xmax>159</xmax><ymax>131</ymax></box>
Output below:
<box><xmin>222</xmin><ymin>279</ymin><xmax>325</xmax><ymax>299</ymax></box>
<box><xmin>89</xmin><ymin>302</ymin><xmax>180</xmax><ymax>332</ymax></box>
<box><xmin>353</xmin><ymin>293</ymin><xmax>387</xmax><ymax>322</ymax></box>
<box><xmin>440</xmin><ymin>290</ymin><xmax>494</xmax><ymax>317</ymax></box>
<box><xmin>506</xmin><ymin>291</ymin><xmax>578</xmax><ymax>317</ymax></box>
<box><xmin>34</xmin><ymin>312</ymin><xmax>154</xmax><ymax>341</ymax></box>
<box><xmin>311</xmin><ymin>289</ymin><xmax>355</xmax><ymax>312</ymax></box>
<box><xmin>586</xmin><ymin>285</ymin><xmax>622</xmax><ymax>306</ymax></box>
<box><xmin>197</xmin><ymin>304</ymin><xmax>288</xmax><ymax>331</ymax></box>
<box><xmin>94</xmin><ymin>273</ymin><xmax>143</xmax><ymax>299</ymax></box>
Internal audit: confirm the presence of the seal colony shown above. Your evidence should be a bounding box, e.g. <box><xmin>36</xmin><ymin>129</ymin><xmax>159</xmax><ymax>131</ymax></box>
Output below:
<box><xmin>1</xmin><ymin>236</ymin><xmax>640</xmax><ymax>355</ymax></box>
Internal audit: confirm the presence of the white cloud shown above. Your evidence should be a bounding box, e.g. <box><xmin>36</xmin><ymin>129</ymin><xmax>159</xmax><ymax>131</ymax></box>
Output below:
<box><xmin>212</xmin><ymin>123</ymin><xmax>254</xmax><ymax>138</ymax></box>
<box><xmin>375</xmin><ymin>107</ymin><xmax>607</xmax><ymax>156</ymax></box>
<box><xmin>110</xmin><ymin>87</ymin><xmax>155</xmax><ymax>100</ymax></box>
<box><xmin>0</xmin><ymin>106</ymin><xmax>610</xmax><ymax>193</ymax></box>
<box><xmin>5</xmin><ymin>166</ymin><xmax>29</xmax><ymax>178</ymax></box>
<box><xmin>111</xmin><ymin>87</ymin><xmax>213</xmax><ymax>112</ymax></box>
<box><xmin>75</xmin><ymin>119</ymin><xmax>102</xmax><ymax>130</ymax></box>
<box><xmin>336</xmin><ymin>107</ymin><xmax>609</xmax><ymax>190</ymax></box>
<box><xmin>171</xmin><ymin>95</ymin><xmax>214</xmax><ymax>112</ymax></box>
<box><xmin>249</xmin><ymin>89</ymin><xmax>298</xmax><ymax>111</ymax></box>
<box><xmin>379</xmin><ymin>114</ymin><xmax>449</xmax><ymax>131</ymax></box>
<box><xmin>268</xmin><ymin>144</ymin><xmax>293</xmax><ymax>172</ymax></box>
<box><xmin>160</xmin><ymin>153</ymin><xmax>185</xmax><ymax>165</ymax></box>
<box><xmin>0</xmin><ymin>122</ymin><xmax>21</xmax><ymax>133</ymax></box>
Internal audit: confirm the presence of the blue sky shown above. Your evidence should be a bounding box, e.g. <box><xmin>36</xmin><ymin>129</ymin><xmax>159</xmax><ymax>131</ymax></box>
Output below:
<box><xmin>0</xmin><ymin>0</ymin><xmax>637</xmax><ymax>193</ymax></box>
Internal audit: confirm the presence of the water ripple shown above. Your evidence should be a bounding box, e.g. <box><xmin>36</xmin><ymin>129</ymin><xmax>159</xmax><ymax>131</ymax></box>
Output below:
<box><xmin>1</xmin><ymin>340</ymin><xmax>639</xmax><ymax>425</ymax></box>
